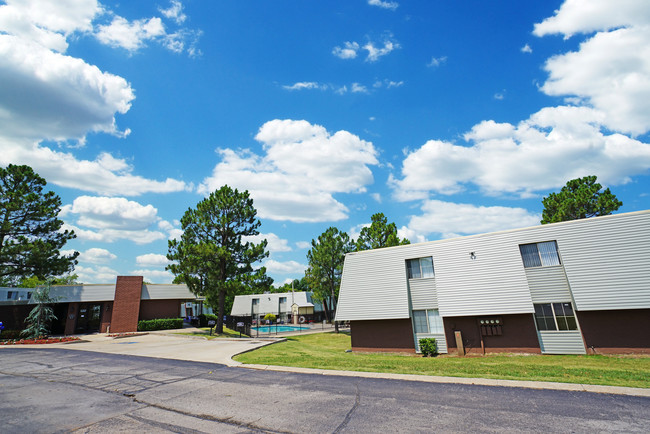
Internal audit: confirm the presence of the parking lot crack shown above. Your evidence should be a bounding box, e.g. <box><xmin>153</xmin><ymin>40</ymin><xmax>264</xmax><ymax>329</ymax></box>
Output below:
<box><xmin>333</xmin><ymin>382</ymin><xmax>361</xmax><ymax>433</ymax></box>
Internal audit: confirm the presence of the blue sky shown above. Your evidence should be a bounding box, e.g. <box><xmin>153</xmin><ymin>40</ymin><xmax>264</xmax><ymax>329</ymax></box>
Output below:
<box><xmin>1</xmin><ymin>0</ymin><xmax>649</xmax><ymax>285</ymax></box>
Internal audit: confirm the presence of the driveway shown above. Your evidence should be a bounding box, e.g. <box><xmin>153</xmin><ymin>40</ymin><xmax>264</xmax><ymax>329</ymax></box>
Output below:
<box><xmin>34</xmin><ymin>332</ymin><xmax>280</xmax><ymax>365</ymax></box>
<box><xmin>1</xmin><ymin>347</ymin><xmax>649</xmax><ymax>433</ymax></box>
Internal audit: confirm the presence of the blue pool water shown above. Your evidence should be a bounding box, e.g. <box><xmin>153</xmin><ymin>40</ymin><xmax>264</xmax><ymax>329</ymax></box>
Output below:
<box><xmin>252</xmin><ymin>325</ymin><xmax>309</xmax><ymax>333</ymax></box>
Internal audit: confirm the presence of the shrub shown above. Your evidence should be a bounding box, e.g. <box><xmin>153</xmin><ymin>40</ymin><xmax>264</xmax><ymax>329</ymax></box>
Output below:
<box><xmin>198</xmin><ymin>313</ymin><xmax>218</xmax><ymax>327</ymax></box>
<box><xmin>419</xmin><ymin>338</ymin><xmax>438</xmax><ymax>357</ymax></box>
<box><xmin>137</xmin><ymin>318</ymin><xmax>183</xmax><ymax>331</ymax></box>
<box><xmin>263</xmin><ymin>313</ymin><xmax>276</xmax><ymax>323</ymax></box>
<box><xmin>0</xmin><ymin>329</ymin><xmax>22</xmax><ymax>340</ymax></box>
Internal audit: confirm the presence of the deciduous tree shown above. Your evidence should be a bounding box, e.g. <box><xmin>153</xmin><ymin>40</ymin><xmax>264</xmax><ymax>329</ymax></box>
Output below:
<box><xmin>0</xmin><ymin>164</ymin><xmax>78</xmax><ymax>285</ymax></box>
<box><xmin>541</xmin><ymin>176</ymin><xmax>622</xmax><ymax>224</ymax></box>
<box><xmin>167</xmin><ymin>185</ymin><xmax>269</xmax><ymax>334</ymax></box>
<box><xmin>306</xmin><ymin>227</ymin><xmax>353</xmax><ymax>332</ymax></box>
<box><xmin>355</xmin><ymin>212</ymin><xmax>410</xmax><ymax>251</ymax></box>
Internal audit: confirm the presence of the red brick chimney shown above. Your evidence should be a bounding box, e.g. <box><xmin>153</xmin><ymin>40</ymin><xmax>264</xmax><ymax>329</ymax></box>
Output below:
<box><xmin>109</xmin><ymin>276</ymin><xmax>143</xmax><ymax>333</ymax></box>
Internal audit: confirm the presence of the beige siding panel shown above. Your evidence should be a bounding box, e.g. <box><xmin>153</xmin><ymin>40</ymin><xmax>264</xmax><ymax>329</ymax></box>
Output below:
<box><xmin>538</xmin><ymin>331</ymin><xmax>586</xmax><ymax>354</ymax></box>
<box><xmin>409</xmin><ymin>278</ymin><xmax>438</xmax><ymax>310</ymax></box>
<box><xmin>336</xmin><ymin>244</ymin><xmax>438</xmax><ymax>321</ymax></box>
<box><xmin>414</xmin><ymin>333</ymin><xmax>447</xmax><ymax>354</ymax></box>
<box><xmin>525</xmin><ymin>267</ymin><xmax>572</xmax><ymax>303</ymax></box>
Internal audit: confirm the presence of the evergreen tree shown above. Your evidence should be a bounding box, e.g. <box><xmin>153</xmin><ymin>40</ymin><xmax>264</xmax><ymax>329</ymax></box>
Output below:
<box><xmin>21</xmin><ymin>283</ymin><xmax>58</xmax><ymax>339</ymax></box>
<box><xmin>0</xmin><ymin>164</ymin><xmax>78</xmax><ymax>285</ymax></box>
<box><xmin>167</xmin><ymin>185</ymin><xmax>269</xmax><ymax>334</ymax></box>
<box><xmin>541</xmin><ymin>176</ymin><xmax>623</xmax><ymax>224</ymax></box>
<box><xmin>355</xmin><ymin>212</ymin><xmax>410</xmax><ymax>251</ymax></box>
<box><xmin>306</xmin><ymin>227</ymin><xmax>353</xmax><ymax>332</ymax></box>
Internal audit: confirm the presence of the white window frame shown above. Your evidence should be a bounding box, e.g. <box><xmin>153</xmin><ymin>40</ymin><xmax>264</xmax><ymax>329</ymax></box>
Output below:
<box><xmin>519</xmin><ymin>241</ymin><xmax>561</xmax><ymax>268</ymax></box>
<box><xmin>412</xmin><ymin>309</ymin><xmax>444</xmax><ymax>334</ymax></box>
<box><xmin>406</xmin><ymin>257</ymin><xmax>435</xmax><ymax>279</ymax></box>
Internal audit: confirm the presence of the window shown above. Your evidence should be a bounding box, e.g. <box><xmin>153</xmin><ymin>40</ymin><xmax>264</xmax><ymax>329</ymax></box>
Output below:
<box><xmin>412</xmin><ymin>309</ymin><xmax>444</xmax><ymax>334</ymax></box>
<box><xmin>252</xmin><ymin>298</ymin><xmax>259</xmax><ymax>305</ymax></box>
<box><xmin>534</xmin><ymin>303</ymin><xmax>578</xmax><ymax>331</ymax></box>
<box><xmin>519</xmin><ymin>241</ymin><xmax>561</xmax><ymax>268</ymax></box>
<box><xmin>406</xmin><ymin>257</ymin><xmax>434</xmax><ymax>279</ymax></box>
<box><xmin>6</xmin><ymin>291</ymin><xmax>14</xmax><ymax>300</ymax></box>
<box><xmin>279</xmin><ymin>297</ymin><xmax>287</xmax><ymax>304</ymax></box>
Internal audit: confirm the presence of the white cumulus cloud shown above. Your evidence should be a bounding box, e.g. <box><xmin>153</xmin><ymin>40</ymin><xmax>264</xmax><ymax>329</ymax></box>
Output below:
<box><xmin>332</xmin><ymin>41</ymin><xmax>359</xmax><ymax>59</ymax></box>
<box><xmin>0</xmin><ymin>0</ymin><xmax>192</xmax><ymax>195</ymax></box>
<box><xmin>96</xmin><ymin>16</ymin><xmax>165</xmax><ymax>51</ymax></box>
<box><xmin>368</xmin><ymin>0</ymin><xmax>399</xmax><ymax>10</ymax></box>
<box><xmin>159</xmin><ymin>0</ymin><xmax>186</xmax><ymax>24</ymax></box>
<box><xmin>363</xmin><ymin>38</ymin><xmax>399</xmax><ymax>62</ymax></box>
<box><xmin>390</xmin><ymin>107</ymin><xmax>650</xmax><ymax>200</ymax></box>
<box><xmin>75</xmin><ymin>265</ymin><xmax>119</xmax><ymax>283</ymax></box>
<box><xmin>78</xmin><ymin>248</ymin><xmax>117</xmax><ymax>264</ymax></box>
<box><xmin>283</xmin><ymin>81</ymin><xmax>325</xmax><ymax>91</ymax></box>
<box><xmin>62</xmin><ymin>196</ymin><xmax>160</xmax><ymax>230</ymax></box>
<box><xmin>263</xmin><ymin>259</ymin><xmax>306</xmax><ymax>275</ymax></box>
<box><xmin>61</xmin><ymin>196</ymin><xmax>166</xmax><ymax>244</ymax></box>
<box><xmin>402</xmin><ymin>200</ymin><xmax>541</xmax><ymax>240</ymax></box>
<box><xmin>533</xmin><ymin>0</ymin><xmax>650</xmax><ymax>135</ymax></box>
<box><xmin>135</xmin><ymin>253</ymin><xmax>171</xmax><ymax>267</ymax></box>
<box><xmin>130</xmin><ymin>269</ymin><xmax>174</xmax><ymax>284</ymax></box>
<box><xmin>199</xmin><ymin>119</ymin><xmax>379</xmax><ymax>223</ymax></box>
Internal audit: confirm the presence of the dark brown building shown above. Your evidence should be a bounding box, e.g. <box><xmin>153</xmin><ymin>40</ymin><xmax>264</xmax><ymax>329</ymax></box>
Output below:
<box><xmin>0</xmin><ymin>277</ymin><xmax>199</xmax><ymax>335</ymax></box>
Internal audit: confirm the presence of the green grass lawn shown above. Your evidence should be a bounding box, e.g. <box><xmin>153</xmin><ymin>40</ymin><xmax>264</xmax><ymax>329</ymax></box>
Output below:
<box><xmin>174</xmin><ymin>326</ymin><xmax>247</xmax><ymax>339</ymax></box>
<box><xmin>233</xmin><ymin>332</ymin><xmax>650</xmax><ymax>388</ymax></box>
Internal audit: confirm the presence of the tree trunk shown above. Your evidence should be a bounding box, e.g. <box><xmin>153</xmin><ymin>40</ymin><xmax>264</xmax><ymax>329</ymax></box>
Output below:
<box><xmin>217</xmin><ymin>289</ymin><xmax>225</xmax><ymax>334</ymax></box>
<box><xmin>321</xmin><ymin>298</ymin><xmax>331</xmax><ymax>324</ymax></box>
<box><xmin>330</xmin><ymin>287</ymin><xmax>339</xmax><ymax>333</ymax></box>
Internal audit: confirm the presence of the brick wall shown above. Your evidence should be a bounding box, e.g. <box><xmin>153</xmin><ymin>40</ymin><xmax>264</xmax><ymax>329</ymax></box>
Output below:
<box><xmin>110</xmin><ymin>276</ymin><xmax>143</xmax><ymax>333</ymax></box>
<box><xmin>139</xmin><ymin>299</ymin><xmax>181</xmax><ymax>320</ymax></box>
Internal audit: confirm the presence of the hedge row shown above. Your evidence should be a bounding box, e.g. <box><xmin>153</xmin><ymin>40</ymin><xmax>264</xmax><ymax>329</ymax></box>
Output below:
<box><xmin>137</xmin><ymin>318</ymin><xmax>183</xmax><ymax>331</ymax></box>
<box><xmin>198</xmin><ymin>313</ymin><xmax>218</xmax><ymax>328</ymax></box>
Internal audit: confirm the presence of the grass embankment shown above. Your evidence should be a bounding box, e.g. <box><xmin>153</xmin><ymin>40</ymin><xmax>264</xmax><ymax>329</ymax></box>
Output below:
<box><xmin>233</xmin><ymin>332</ymin><xmax>650</xmax><ymax>389</ymax></box>
<box><xmin>175</xmin><ymin>326</ymin><xmax>246</xmax><ymax>339</ymax></box>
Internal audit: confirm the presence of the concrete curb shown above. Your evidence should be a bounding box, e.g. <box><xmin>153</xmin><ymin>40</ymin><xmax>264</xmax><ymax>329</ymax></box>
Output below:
<box><xmin>234</xmin><ymin>363</ymin><xmax>650</xmax><ymax>397</ymax></box>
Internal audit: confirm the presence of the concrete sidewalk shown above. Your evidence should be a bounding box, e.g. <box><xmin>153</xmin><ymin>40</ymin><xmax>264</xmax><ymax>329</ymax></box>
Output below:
<box><xmin>5</xmin><ymin>332</ymin><xmax>649</xmax><ymax>398</ymax></box>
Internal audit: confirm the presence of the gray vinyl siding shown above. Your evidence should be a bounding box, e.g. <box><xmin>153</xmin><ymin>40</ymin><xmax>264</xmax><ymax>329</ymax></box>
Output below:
<box><xmin>414</xmin><ymin>333</ymin><xmax>448</xmax><ymax>354</ymax></box>
<box><xmin>537</xmin><ymin>331</ymin><xmax>586</xmax><ymax>354</ymax></box>
<box><xmin>553</xmin><ymin>213</ymin><xmax>650</xmax><ymax>311</ymax></box>
<box><xmin>409</xmin><ymin>278</ymin><xmax>438</xmax><ymax>310</ymax></box>
<box><xmin>433</xmin><ymin>234</ymin><xmax>534</xmax><ymax>317</ymax></box>
<box><xmin>525</xmin><ymin>267</ymin><xmax>572</xmax><ymax>303</ymax></box>
<box><xmin>336</xmin><ymin>245</ymin><xmax>438</xmax><ymax>321</ymax></box>
<box><xmin>41</xmin><ymin>284</ymin><xmax>116</xmax><ymax>303</ymax></box>
<box><xmin>141</xmin><ymin>284</ymin><xmax>195</xmax><ymax>300</ymax></box>
<box><xmin>335</xmin><ymin>210</ymin><xmax>650</xmax><ymax>323</ymax></box>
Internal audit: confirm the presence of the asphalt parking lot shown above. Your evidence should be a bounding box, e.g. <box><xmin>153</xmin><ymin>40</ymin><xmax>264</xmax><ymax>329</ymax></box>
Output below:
<box><xmin>1</xmin><ymin>345</ymin><xmax>649</xmax><ymax>433</ymax></box>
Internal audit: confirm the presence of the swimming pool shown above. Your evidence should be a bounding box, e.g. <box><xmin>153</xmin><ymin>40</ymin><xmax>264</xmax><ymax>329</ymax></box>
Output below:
<box><xmin>251</xmin><ymin>325</ymin><xmax>309</xmax><ymax>333</ymax></box>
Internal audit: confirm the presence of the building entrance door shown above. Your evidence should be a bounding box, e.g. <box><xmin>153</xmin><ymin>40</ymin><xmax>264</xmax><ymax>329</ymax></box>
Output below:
<box><xmin>75</xmin><ymin>303</ymin><xmax>102</xmax><ymax>333</ymax></box>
